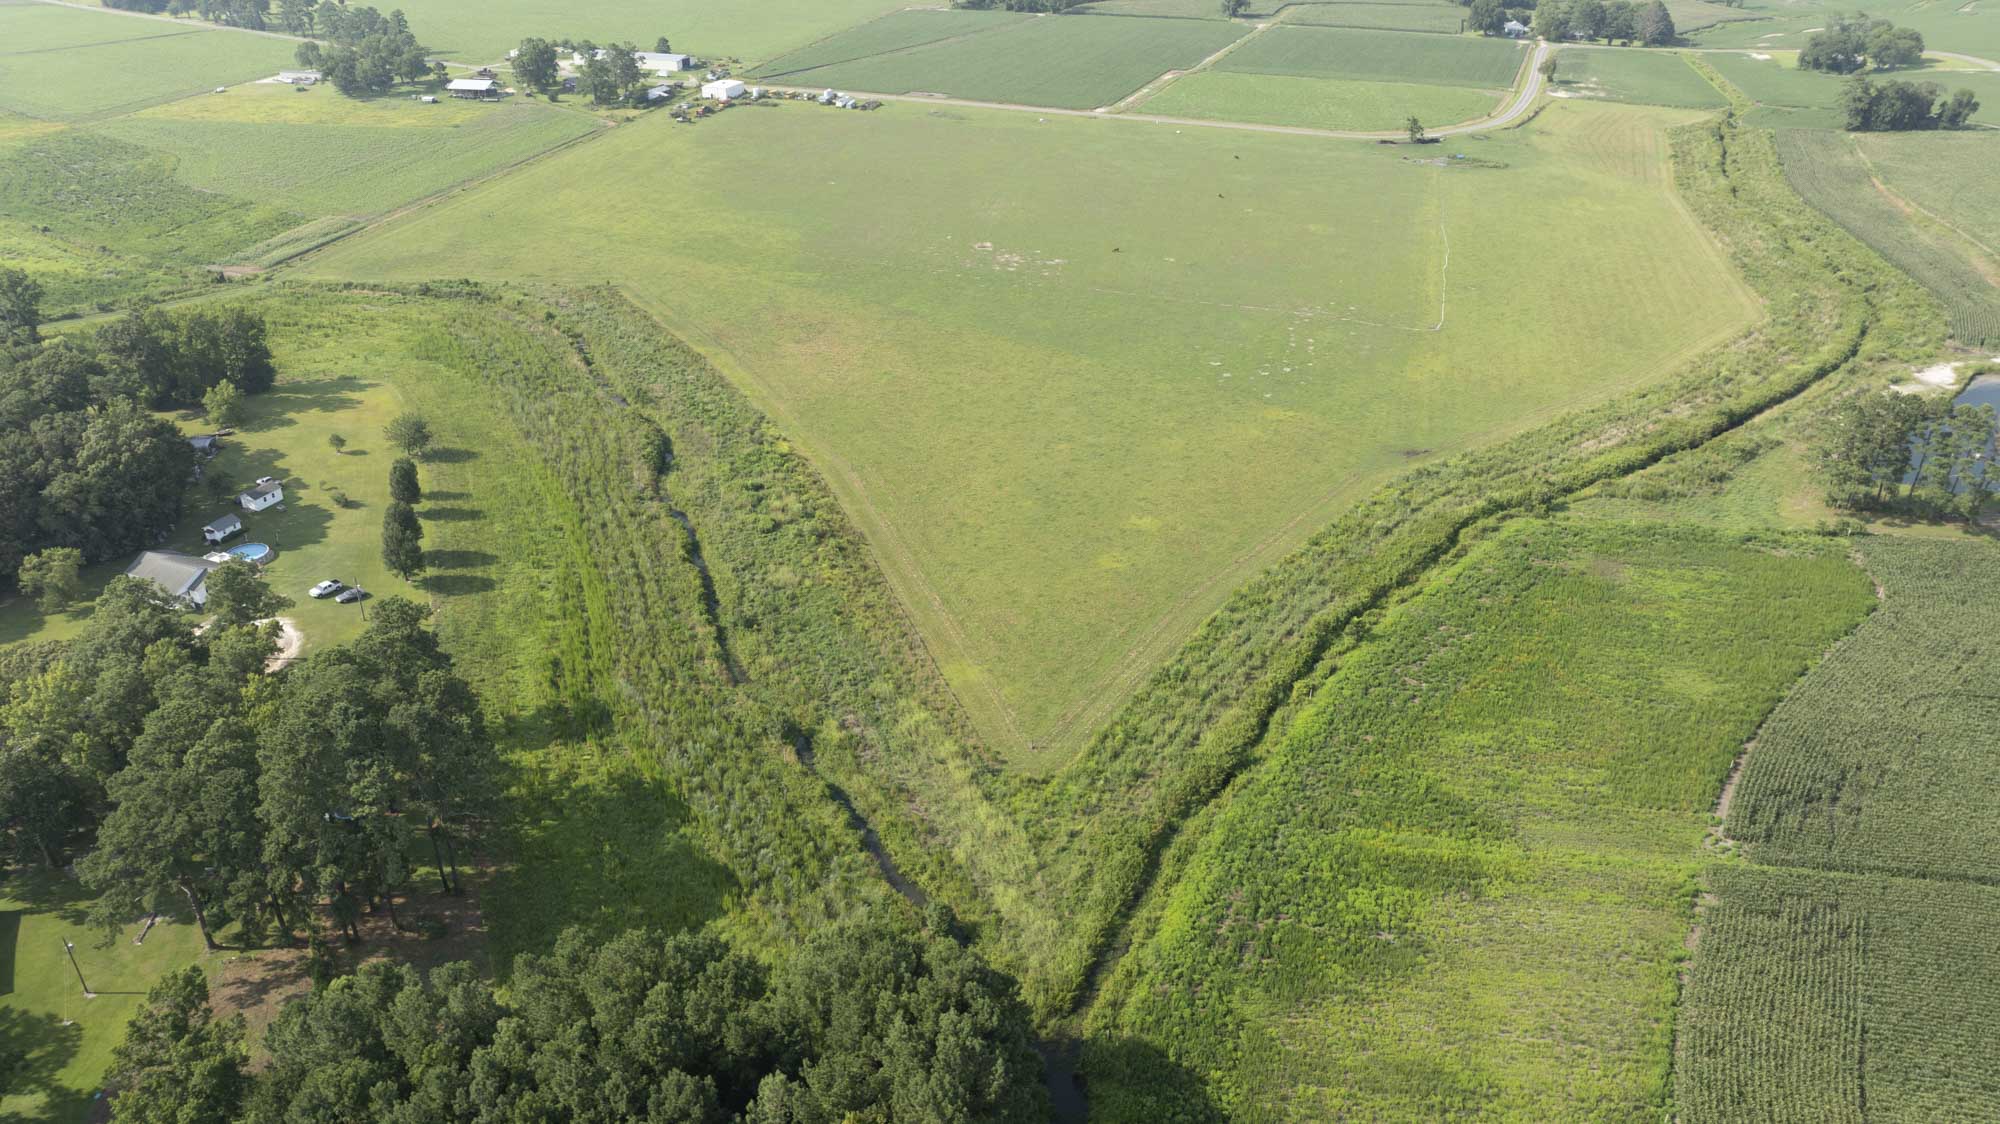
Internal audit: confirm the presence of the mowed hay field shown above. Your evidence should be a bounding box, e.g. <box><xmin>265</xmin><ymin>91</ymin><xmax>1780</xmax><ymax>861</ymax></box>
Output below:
<box><xmin>1283</xmin><ymin>1</ymin><xmax>1471</xmax><ymax>34</ymax></box>
<box><xmin>1553</xmin><ymin>47</ymin><xmax>1729</xmax><ymax>108</ymax></box>
<box><xmin>97</xmin><ymin>83</ymin><xmax>600</xmax><ymax>217</ymax></box>
<box><xmin>741</xmin><ymin>15</ymin><xmax>1246</xmax><ymax>109</ymax></box>
<box><xmin>748</xmin><ymin>9</ymin><xmax>1034</xmax><ymax>79</ymax></box>
<box><xmin>299</xmin><ymin>99</ymin><xmax>1758</xmax><ymax>767</ymax></box>
<box><xmin>1087</xmin><ymin>521</ymin><xmax>1875</xmax><ymax>1121</ymax></box>
<box><xmin>1217</xmin><ymin>24</ymin><xmax>1526</xmax><ymax>87</ymax></box>
<box><xmin>0</xmin><ymin>15</ymin><xmax>599</xmax><ymax>315</ymax></box>
<box><xmin>1139</xmin><ymin>70</ymin><xmax>1501</xmax><ymax>131</ymax></box>
<box><xmin>0</xmin><ymin>2</ymin><xmax>294</xmax><ymax>121</ymax></box>
<box><xmin>1855</xmin><ymin>130</ymin><xmax>2000</xmax><ymax>259</ymax></box>
<box><xmin>355</xmin><ymin>0</ymin><xmax>910</xmax><ymax>64</ymax></box>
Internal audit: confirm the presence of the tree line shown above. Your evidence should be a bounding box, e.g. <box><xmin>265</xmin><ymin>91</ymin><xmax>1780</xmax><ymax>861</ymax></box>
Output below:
<box><xmin>510</xmin><ymin>38</ymin><xmax>665</xmax><ymax>106</ymax></box>
<box><xmin>288</xmin><ymin>5</ymin><xmax>440</xmax><ymax>96</ymax></box>
<box><xmin>0</xmin><ymin>269</ymin><xmax>274</xmax><ymax>593</ymax></box>
<box><xmin>107</xmin><ymin>915</ymin><xmax>1048</xmax><ymax>1122</ymax></box>
<box><xmin>1841</xmin><ymin>75</ymin><xmax>1981</xmax><ymax>131</ymax></box>
<box><xmin>1530</xmin><ymin>0</ymin><xmax>1677</xmax><ymax>46</ymax></box>
<box><xmin>1814</xmin><ymin>384</ymin><xmax>2000</xmax><ymax>520</ymax></box>
<box><xmin>1800</xmin><ymin>16</ymin><xmax>1925</xmax><ymax>74</ymax></box>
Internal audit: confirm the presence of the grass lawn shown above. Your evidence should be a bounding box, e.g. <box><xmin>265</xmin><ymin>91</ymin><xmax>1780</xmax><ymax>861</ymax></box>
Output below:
<box><xmin>747</xmin><ymin>9</ymin><xmax>1033</xmax><ymax>80</ymax></box>
<box><xmin>1217</xmin><ymin>24</ymin><xmax>1527</xmax><ymax>88</ymax></box>
<box><xmin>749</xmin><ymin>15</ymin><xmax>1247</xmax><ymax>109</ymax></box>
<box><xmin>375</xmin><ymin>0</ymin><xmax>913</xmax><ymax>65</ymax></box>
<box><xmin>299</xmin><ymin>99</ymin><xmax>1757</xmax><ymax>768</ymax></box>
<box><xmin>1283</xmin><ymin>1</ymin><xmax>1472</xmax><ymax>35</ymax></box>
<box><xmin>1552</xmin><ymin>47</ymin><xmax>1730</xmax><ymax>108</ymax></box>
<box><xmin>1136</xmin><ymin>70</ymin><xmax>1502</xmax><ymax>131</ymax></box>
<box><xmin>0</xmin><ymin>4</ymin><xmax>294</xmax><ymax>122</ymax></box>
<box><xmin>0</xmin><ymin>868</ymin><xmax>210</xmax><ymax>1123</ymax></box>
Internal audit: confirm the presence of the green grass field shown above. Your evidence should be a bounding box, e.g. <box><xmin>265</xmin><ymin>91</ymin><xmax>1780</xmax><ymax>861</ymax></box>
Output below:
<box><xmin>742</xmin><ymin>15</ymin><xmax>1247</xmax><ymax>109</ymax></box>
<box><xmin>0</xmin><ymin>4</ymin><xmax>293</xmax><ymax>122</ymax></box>
<box><xmin>0</xmin><ymin>869</ymin><xmax>211</xmax><ymax>1122</ymax></box>
<box><xmin>1775</xmin><ymin>128</ymin><xmax>2000</xmax><ymax>346</ymax></box>
<box><xmin>1218</xmin><ymin>24</ymin><xmax>1527</xmax><ymax>88</ymax></box>
<box><xmin>298</xmin><ymin>99</ymin><xmax>1757</xmax><ymax>767</ymax></box>
<box><xmin>1282</xmin><ymin>1</ymin><xmax>1471</xmax><ymax>35</ymax></box>
<box><xmin>1553</xmin><ymin>47</ymin><xmax>1730</xmax><ymax>108</ymax></box>
<box><xmin>1137</xmin><ymin>70</ymin><xmax>1501</xmax><ymax>130</ymax></box>
<box><xmin>1087</xmin><ymin>520</ymin><xmax>1874</xmax><ymax>1120</ymax></box>
<box><xmin>310</xmin><ymin>0</ymin><xmax>908</xmax><ymax>64</ymax></box>
<box><xmin>1687</xmin><ymin>0</ymin><xmax>2000</xmax><ymax>60</ymax></box>
<box><xmin>97</xmin><ymin>83</ymin><xmax>599</xmax><ymax>217</ymax></box>
<box><xmin>747</xmin><ymin>10</ymin><xmax>1034</xmax><ymax>80</ymax></box>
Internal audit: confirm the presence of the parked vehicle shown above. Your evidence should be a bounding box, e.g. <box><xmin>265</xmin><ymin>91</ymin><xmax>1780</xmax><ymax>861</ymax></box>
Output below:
<box><xmin>334</xmin><ymin>586</ymin><xmax>365</xmax><ymax>604</ymax></box>
<box><xmin>309</xmin><ymin>579</ymin><xmax>344</xmax><ymax>599</ymax></box>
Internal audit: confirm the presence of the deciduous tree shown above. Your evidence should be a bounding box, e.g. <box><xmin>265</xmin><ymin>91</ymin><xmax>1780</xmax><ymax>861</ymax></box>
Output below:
<box><xmin>388</xmin><ymin>456</ymin><xmax>421</xmax><ymax>505</ymax></box>
<box><xmin>17</xmin><ymin>547</ymin><xmax>84</xmax><ymax>612</ymax></box>
<box><xmin>106</xmin><ymin>966</ymin><xmax>249</xmax><ymax>1124</ymax></box>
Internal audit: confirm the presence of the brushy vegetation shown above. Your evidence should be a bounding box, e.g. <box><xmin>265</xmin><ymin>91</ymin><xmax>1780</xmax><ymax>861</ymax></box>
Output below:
<box><xmin>1677</xmin><ymin>863</ymin><xmax>2000</xmax><ymax>1121</ymax></box>
<box><xmin>1084</xmin><ymin>520</ymin><xmax>1873</xmax><ymax>1120</ymax></box>
<box><xmin>1216</xmin><ymin>25</ymin><xmax>1526</xmax><ymax>89</ymax></box>
<box><xmin>737</xmin><ymin>14</ymin><xmax>1246</xmax><ymax>108</ymax></box>
<box><xmin>1728</xmin><ymin>538</ymin><xmax>2000</xmax><ymax>883</ymax></box>
<box><xmin>1776</xmin><ymin>129</ymin><xmax>2000</xmax><ymax>350</ymax></box>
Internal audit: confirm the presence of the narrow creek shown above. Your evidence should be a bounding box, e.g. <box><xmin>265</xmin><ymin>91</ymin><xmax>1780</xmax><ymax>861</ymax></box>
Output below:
<box><xmin>665</xmin><ymin>507</ymin><xmax>746</xmax><ymax>685</ymax></box>
<box><xmin>789</xmin><ymin>729</ymin><xmax>1088</xmax><ymax>1121</ymax></box>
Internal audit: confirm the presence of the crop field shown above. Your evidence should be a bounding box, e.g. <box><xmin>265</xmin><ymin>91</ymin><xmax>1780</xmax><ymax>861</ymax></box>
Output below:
<box><xmin>1665</xmin><ymin>0</ymin><xmax>1764</xmax><ymax>32</ymax></box>
<box><xmin>1553</xmin><ymin>47</ymin><xmax>1730</xmax><ymax>108</ymax></box>
<box><xmin>97</xmin><ymin>84</ymin><xmax>599</xmax><ymax>217</ymax></box>
<box><xmin>1688</xmin><ymin>0</ymin><xmax>2000</xmax><ymax>59</ymax></box>
<box><xmin>1776</xmin><ymin>129</ymin><xmax>2000</xmax><ymax>346</ymax></box>
<box><xmin>1086</xmin><ymin>520</ymin><xmax>1874</xmax><ymax>1120</ymax></box>
<box><xmin>1854</xmin><ymin>130</ymin><xmax>2000</xmax><ymax>257</ymax></box>
<box><xmin>368</xmin><ymin>0</ymin><xmax>909</xmax><ymax>65</ymax></box>
<box><xmin>0</xmin><ymin>3</ymin><xmax>293</xmax><ymax>121</ymax></box>
<box><xmin>1729</xmin><ymin>538</ymin><xmax>2000</xmax><ymax>881</ymax></box>
<box><xmin>1282</xmin><ymin>1</ymin><xmax>1471</xmax><ymax>35</ymax></box>
<box><xmin>1137</xmin><ymin>70</ymin><xmax>1501</xmax><ymax>130</ymax></box>
<box><xmin>298</xmin><ymin>100</ymin><xmax>1756</xmax><ymax>766</ymax></box>
<box><xmin>739</xmin><ymin>15</ymin><xmax>1246</xmax><ymax>109</ymax></box>
<box><xmin>1677</xmin><ymin>864</ymin><xmax>2000</xmax><ymax>1122</ymax></box>
<box><xmin>1217</xmin><ymin>24</ymin><xmax>1526</xmax><ymax>88</ymax></box>
<box><xmin>747</xmin><ymin>10</ymin><xmax>1033</xmax><ymax>80</ymax></box>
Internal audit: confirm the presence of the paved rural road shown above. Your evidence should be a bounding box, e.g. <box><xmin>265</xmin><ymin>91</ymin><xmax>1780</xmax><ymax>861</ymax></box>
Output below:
<box><xmin>769</xmin><ymin>39</ymin><xmax>1552</xmax><ymax>142</ymax></box>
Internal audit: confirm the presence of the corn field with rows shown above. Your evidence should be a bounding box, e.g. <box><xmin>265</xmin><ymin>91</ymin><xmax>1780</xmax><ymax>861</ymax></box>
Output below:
<box><xmin>1726</xmin><ymin>537</ymin><xmax>2000</xmax><ymax>883</ymax></box>
<box><xmin>1677</xmin><ymin>864</ymin><xmax>2000</xmax><ymax>1120</ymax></box>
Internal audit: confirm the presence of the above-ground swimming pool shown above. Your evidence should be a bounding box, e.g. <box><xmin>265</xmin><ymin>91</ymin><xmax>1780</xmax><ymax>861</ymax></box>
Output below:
<box><xmin>229</xmin><ymin>543</ymin><xmax>273</xmax><ymax>564</ymax></box>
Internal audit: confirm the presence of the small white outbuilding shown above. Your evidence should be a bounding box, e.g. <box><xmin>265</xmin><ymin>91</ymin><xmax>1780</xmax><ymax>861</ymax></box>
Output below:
<box><xmin>701</xmin><ymin>78</ymin><xmax>746</xmax><ymax>101</ymax></box>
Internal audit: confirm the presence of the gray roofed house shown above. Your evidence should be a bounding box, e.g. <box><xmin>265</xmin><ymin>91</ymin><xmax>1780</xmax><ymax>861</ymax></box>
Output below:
<box><xmin>239</xmin><ymin>480</ymin><xmax>284</xmax><ymax>512</ymax></box>
<box><xmin>189</xmin><ymin>434</ymin><xmax>222</xmax><ymax>456</ymax></box>
<box><xmin>203</xmin><ymin>512</ymin><xmax>244</xmax><ymax>544</ymax></box>
<box><xmin>124</xmin><ymin>551</ymin><xmax>220</xmax><ymax>607</ymax></box>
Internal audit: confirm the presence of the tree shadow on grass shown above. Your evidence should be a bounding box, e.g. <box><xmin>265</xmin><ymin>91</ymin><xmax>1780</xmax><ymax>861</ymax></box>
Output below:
<box><xmin>424</xmin><ymin>550</ymin><xmax>496</xmax><ymax>571</ymax></box>
<box><xmin>482</xmin><ymin>759</ymin><xmax>737</xmax><ymax>978</ymax></box>
<box><xmin>419</xmin><ymin>506</ymin><xmax>482</xmax><ymax>523</ymax></box>
<box><xmin>420</xmin><ymin>573</ymin><xmax>497</xmax><ymax>596</ymax></box>
<box><xmin>1</xmin><ymin>867</ymin><xmax>96</xmax><ymax>928</ymax></box>
<box><xmin>0</xmin><ymin>1005</ymin><xmax>85</xmax><ymax>1121</ymax></box>
<box><xmin>422</xmin><ymin>447</ymin><xmax>479</xmax><ymax>465</ymax></box>
<box><xmin>424</xmin><ymin>491</ymin><xmax>470</xmax><ymax>502</ymax></box>
<box><xmin>1079</xmin><ymin>1035</ymin><xmax>1225</xmax><ymax>1124</ymax></box>
<box><xmin>244</xmin><ymin>375</ymin><xmax>370</xmax><ymax>431</ymax></box>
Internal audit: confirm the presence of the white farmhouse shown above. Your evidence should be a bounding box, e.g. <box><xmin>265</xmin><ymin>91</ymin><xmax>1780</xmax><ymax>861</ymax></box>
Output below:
<box><xmin>446</xmin><ymin>77</ymin><xmax>499</xmax><ymax>99</ymax></box>
<box><xmin>239</xmin><ymin>479</ymin><xmax>284</xmax><ymax>512</ymax></box>
<box><xmin>701</xmin><ymin>78</ymin><xmax>746</xmax><ymax>101</ymax></box>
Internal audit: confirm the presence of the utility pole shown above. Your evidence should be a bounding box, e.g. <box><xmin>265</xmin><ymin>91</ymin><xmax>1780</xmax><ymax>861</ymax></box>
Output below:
<box><xmin>63</xmin><ymin>939</ymin><xmax>94</xmax><ymax>998</ymax></box>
